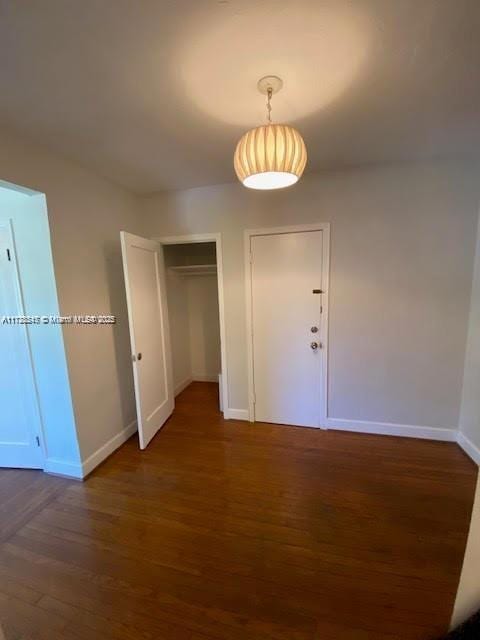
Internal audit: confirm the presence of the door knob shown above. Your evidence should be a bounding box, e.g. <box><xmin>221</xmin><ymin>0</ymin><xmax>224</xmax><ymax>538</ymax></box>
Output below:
<box><xmin>310</xmin><ymin>342</ymin><xmax>319</xmax><ymax>350</ymax></box>
<box><xmin>137</xmin><ymin>353</ymin><xmax>142</xmax><ymax>361</ymax></box>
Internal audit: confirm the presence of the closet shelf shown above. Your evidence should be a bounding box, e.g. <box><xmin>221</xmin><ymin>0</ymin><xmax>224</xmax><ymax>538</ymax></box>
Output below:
<box><xmin>168</xmin><ymin>264</ymin><xmax>217</xmax><ymax>276</ymax></box>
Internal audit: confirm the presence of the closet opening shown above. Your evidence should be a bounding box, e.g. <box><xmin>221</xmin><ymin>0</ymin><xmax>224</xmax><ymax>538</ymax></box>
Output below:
<box><xmin>161</xmin><ymin>237</ymin><xmax>227</xmax><ymax>413</ymax></box>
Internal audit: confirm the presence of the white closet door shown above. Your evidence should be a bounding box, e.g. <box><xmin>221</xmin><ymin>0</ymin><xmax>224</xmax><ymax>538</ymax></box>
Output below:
<box><xmin>250</xmin><ymin>230</ymin><xmax>323</xmax><ymax>428</ymax></box>
<box><xmin>0</xmin><ymin>223</ymin><xmax>44</xmax><ymax>468</ymax></box>
<box><xmin>121</xmin><ymin>232</ymin><xmax>174</xmax><ymax>449</ymax></box>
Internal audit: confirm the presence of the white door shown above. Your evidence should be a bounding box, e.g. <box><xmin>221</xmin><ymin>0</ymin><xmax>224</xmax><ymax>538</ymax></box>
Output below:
<box><xmin>121</xmin><ymin>232</ymin><xmax>174</xmax><ymax>449</ymax></box>
<box><xmin>250</xmin><ymin>230</ymin><xmax>323</xmax><ymax>427</ymax></box>
<box><xmin>0</xmin><ymin>222</ymin><xmax>44</xmax><ymax>468</ymax></box>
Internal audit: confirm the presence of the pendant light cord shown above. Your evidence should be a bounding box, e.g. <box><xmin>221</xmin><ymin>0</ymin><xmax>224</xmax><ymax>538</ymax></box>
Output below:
<box><xmin>266</xmin><ymin>87</ymin><xmax>273</xmax><ymax>124</ymax></box>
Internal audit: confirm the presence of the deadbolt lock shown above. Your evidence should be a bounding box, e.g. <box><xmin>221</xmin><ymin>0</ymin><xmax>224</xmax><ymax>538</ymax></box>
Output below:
<box><xmin>311</xmin><ymin>326</ymin><xmax>318</xmax><ymax>333</ymax></box>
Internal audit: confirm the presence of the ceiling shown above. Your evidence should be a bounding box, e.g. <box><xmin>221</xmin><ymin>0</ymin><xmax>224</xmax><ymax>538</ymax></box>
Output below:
<box><xmin>0</xmin><ymin>0</ymin><xmax>479</xmax><ymax>193</ymax></box>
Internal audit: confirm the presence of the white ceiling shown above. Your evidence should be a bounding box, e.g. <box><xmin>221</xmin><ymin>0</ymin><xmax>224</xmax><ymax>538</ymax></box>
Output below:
<box><xmin>0</xmin><ymin>0</ymin><xmax>479</xmax><ymax>193</ymax></box>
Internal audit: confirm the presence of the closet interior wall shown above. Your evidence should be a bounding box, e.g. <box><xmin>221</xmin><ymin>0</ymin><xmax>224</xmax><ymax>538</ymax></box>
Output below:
<box><xmin>163</xmin><ymin>243</ymin><xmax>221</xmax><ymax>395</ymax></box>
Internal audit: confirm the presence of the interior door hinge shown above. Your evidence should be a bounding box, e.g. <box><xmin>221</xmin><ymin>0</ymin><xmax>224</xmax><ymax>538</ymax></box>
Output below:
<box><xmin>35</xmin><ymin>436</ymin><xmax>41</xmax><ymax>447</ymax></box>
<box><xmin>6</xmin><ymin>248</ymin><xmax>11</xmax><ymax>261</ymax></box>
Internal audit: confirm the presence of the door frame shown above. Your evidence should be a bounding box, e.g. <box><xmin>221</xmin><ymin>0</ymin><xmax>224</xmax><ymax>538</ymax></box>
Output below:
<box><xmin>244</xmin><ymin>223</ymin><xmax>330</xmax><ymax>426</ymax></box>
<box><xmin>152</xmin><ymin>233</ymin><xmax>229</xmax><ymax>416</ymax></box>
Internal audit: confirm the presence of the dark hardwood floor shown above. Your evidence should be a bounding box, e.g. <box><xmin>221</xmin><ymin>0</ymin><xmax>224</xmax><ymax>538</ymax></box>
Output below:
<box><xmin>0</xmin><ymin>382</ymin><xmax>477</xmax><ymax>640</ymax></box>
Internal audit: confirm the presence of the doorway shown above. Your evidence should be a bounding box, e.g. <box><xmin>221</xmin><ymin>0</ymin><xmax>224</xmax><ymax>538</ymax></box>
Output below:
<box><xmin>158</xmin><ymin>233</ymin><xmax>228</xmax><ymax>416</ymax></box>
<box><xmin>121</xmin><ymin>232</ymin><xmax>229</xmax><ymax>450</ymax></box>
<box><xmin>245</xmin><ymin>224</ymin><xmax>330</xmax><ymax>427</ymax></box>
<box><xmin>163</xmin><ymin>241</ymin><xmax>222</xmax><ymax>402</ymax></box>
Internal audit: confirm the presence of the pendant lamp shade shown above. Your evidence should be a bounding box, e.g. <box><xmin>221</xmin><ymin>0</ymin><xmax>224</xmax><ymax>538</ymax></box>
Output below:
<box><xmin>234</xmin><ymin>123</ymin><xmax>307</xmax><ymax>190</ymax></box>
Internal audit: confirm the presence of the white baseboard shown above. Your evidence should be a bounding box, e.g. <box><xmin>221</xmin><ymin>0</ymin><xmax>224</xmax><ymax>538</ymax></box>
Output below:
<box><xmin>174</xmin><ymin>377</ymin><xmax>193</xmax><ymax>396</ymax></box>
<box><xmin>221</xmin><ymin>411</ymin><xmax>459</xmax><ymax>441</ymax></box>
<box><xmin>225</xmin><ymin>408</ymin><xmax>249</xmax><ymax>421</ymax></box>
<box><xmin>192</xmin><ymin>374</ymin><xmax>219</xmax><ymax>383</ymax></box>
<box><xmin>218</xmin><ymin>373</ymin><xmax>223</xmax><ymax>413</ymax></box>
<box><xmin>325</xmin><ymin>417</ymin><xmax>457</xmax><ymax>442</ymax></box>
<box><xmin>44</xmin><ymin>458</ymin><xmax>83</xmax><ymax>480</ymax></box>
<box><xmin>457</xmin><ymin>432</ymin><xmax>480</xmax><ymax>465</ymax></box>
<box><xmin>81</xmin><ymin>420</ymin><xmax>138</xmax><ymax>477</ymax></box>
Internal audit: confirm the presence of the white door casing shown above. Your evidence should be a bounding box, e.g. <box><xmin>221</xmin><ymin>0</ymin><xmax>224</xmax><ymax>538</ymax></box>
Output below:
<box><xmin>246</xmin><ymin>224</ymin><xmax>329</xmax><ymax>428</ymax></box>
<box><xmin>121</xmin><ymin>232</ymin><xmax>174</xmax><ymax>449</ymax></box>
<box><xmin>0</xmin><ymin>221</ymin><xmax>44</xmax><ymax>468</ymax></box>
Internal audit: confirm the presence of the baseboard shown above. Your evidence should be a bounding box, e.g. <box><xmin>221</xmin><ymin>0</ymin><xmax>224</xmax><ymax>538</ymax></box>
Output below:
<box><xmin>81</xmin><ymin>419</ymin><xmax>138</xmax><ymax>477</ymax></box>
<box><xmin>221</xmin><ymin>411</ymin><xmax>458</xmax><ymax>439</ymax></box>
<box><xmin>326</xmin><ymin>417</ymin><xmax>457</xmax><ymax>442</ymax></box>
<box><xmin>174</xmin><ymin>377</ymin><xmax>193</xmax><ymax>396</ymax></box>
<box><xmin>192</xmin><ymin>374</ymin><xmax>219</xmax><ymax>383</ymax></box>
<box><xmin>457</xmin><ymin>432</ymin><xmax>480</xmax><ymax>465</ymax></box>
<box><xmin>44</xmin><ymin>457</ymin><xmax>83</xmax><ymax>480</ymax></box>
<box><xmin>225</xmin><ymin>408</ymin><xmax>249</xmax><ymax>421</ymax></box>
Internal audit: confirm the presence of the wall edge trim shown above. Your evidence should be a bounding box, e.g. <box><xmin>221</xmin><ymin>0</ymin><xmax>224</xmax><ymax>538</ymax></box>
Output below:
<box><xmin>457</xmin><ymin>431</ymin><xmax>480</xmax><ymax>465</ymax></box>
<box><xmin>81</xmin><ymin>420</ymin><xmax>138</xmax><ymax>477</ymax></box>
<box><xmin>44</xmin><ymin>457</ymin><xmax>83</xmax><ymax>479</ymax></box>
<box><xmin>175</xmin><ymin>377</ymin><xmax>193</xmax><ymax>396</ymax></box>
<box><xmin>192</xmin><ymin>374</ymin><xmax>219</xmax><ymax>383</ymax></box>
<box><xmin>326</xmin><ymin>417</ymin><xmax>457</xmax><ymax>441</ymax></box>
<box><xmin>225</xmin><ymin>408</ymin><xmax>249</xmax><ymax>421</ymax></box>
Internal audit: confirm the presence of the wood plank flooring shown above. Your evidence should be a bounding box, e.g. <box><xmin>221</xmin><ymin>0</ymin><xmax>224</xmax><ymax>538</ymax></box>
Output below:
<box><xmin>0</xmin><ymin>382</ymin><xmax>477</xmax><ymax>639</ymax></box>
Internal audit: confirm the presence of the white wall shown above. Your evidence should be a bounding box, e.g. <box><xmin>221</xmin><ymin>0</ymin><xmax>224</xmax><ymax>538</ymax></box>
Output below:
<box><xmin>166</xmin><ymin>269</ymin><xmax>192</xmax><ymax>391</ymax></box>
<box><xmin>452</xmin><ymin>475</ymin><xmax>480</xmax><ymax>627</ymax></box>
<box><xmin>187</xmin><ymin>275</ymin><xmax>221</xmax><ymax>381</ymax></box>
<box><xmin>0</xmin><ymin>127</ymin><xmax>145</xmax><ymax>475</ymax></box>
<box><xmin>458</xmin><ymin>204</ymin><xmax>480</xmax><ymax>463</ymax></box>
<box><xmin>451</xmin><ymin>199</ymin><xmax>480</xmax><ymax>629</ymax></box>
<box><xmin>143</xmin><ymin>160</ymin><xmax>480</xmax><ymax>431</ymax></box>
<box><xmin>166</xmin><ymin>271</ymin><xmax>221</xmax><ymax>390</ymax></box>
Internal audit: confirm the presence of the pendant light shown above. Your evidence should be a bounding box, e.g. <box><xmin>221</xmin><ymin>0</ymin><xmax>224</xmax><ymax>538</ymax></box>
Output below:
<box><xmin>234</xmin><ymin>76</ymin><xmax>307</xmax><ymax>190</ymax></box>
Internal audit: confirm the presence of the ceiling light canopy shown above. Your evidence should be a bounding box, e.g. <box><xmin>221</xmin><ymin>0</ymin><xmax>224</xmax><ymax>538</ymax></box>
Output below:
<box><xmin>234</xmin><ymin>76</ymin><xmax>307</xmax><ymax>190</ymax></box>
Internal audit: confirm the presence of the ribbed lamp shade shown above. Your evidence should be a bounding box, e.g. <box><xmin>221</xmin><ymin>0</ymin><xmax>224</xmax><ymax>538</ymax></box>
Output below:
<box><xmin>234</xmin><ymin>124</ymin><xmax>307</xmax><ymax>190</ymax></box>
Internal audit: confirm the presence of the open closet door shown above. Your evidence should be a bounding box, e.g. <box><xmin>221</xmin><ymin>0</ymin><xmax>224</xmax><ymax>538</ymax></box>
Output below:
<box><xmin>120</xmin><ymin>232</ymin><xmax>174</xmax><ymax>449</ymax></box>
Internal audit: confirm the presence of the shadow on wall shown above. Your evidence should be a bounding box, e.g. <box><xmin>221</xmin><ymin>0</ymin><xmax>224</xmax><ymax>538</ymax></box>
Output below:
<box><xmin>189</xmin><ymin>275</ymin><xmax>221</xmax><ymax>380</ymax></box>
<box><xmin>104</xmin><ymin>240</ymin><xmax>136</xmax><ymax>430</ymax></box>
